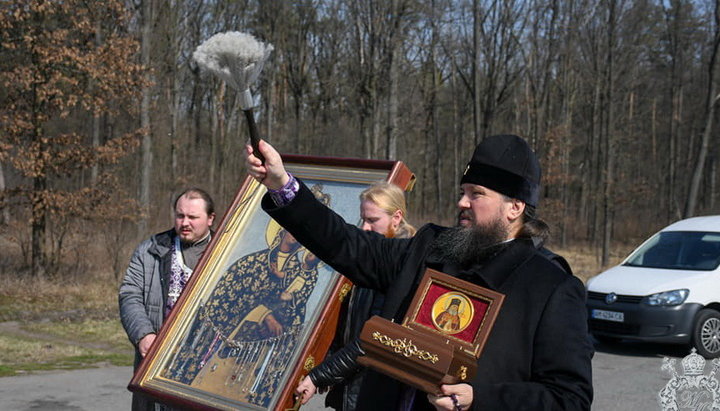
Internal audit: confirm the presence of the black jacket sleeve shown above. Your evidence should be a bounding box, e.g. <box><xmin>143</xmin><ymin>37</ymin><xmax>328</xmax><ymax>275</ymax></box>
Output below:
<box><xmin>308</xmin><ymin>338</ymin><xmax>365</xmax><ymax>388</ymax></box>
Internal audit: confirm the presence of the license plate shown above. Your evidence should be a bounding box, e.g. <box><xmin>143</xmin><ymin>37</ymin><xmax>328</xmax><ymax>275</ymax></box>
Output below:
<box><xmin>592</xmin><ymin>309</ymin><xmax>624</xmax><ymax>322</ymax></box>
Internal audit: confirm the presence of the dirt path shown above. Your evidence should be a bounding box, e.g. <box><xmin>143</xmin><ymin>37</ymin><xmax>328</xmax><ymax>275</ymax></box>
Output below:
<box><xmin>0</xmin><ymin>320</ymin><xmax>120</xmax><ymax>351</ymax></box>
<box><xmin>0</xmin><ymin>319</ymin><xmax>137</xmax><ymax>411</ymax></box>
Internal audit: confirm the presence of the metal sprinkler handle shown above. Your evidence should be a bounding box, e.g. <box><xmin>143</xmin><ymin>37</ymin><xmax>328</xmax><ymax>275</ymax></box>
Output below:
<box><xmin>240</xmin><ymin>89</ymin><xmax>265</xmax><ymax>163</ymax></box>
<box><xmin>243</xmin><ymin>108</ymin><xmax>265</xmax><ymax>163</ymax></box>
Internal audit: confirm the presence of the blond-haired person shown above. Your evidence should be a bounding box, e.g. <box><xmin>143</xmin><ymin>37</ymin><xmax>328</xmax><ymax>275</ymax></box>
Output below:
<box><xmin>296</xmin><ymin>182</ymin><xmax>415</xmax><ymax>410</ymax></box>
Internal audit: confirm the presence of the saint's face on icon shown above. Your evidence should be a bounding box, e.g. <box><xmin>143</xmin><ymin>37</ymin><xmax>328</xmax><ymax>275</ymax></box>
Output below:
<box><xmin>431</xmin><ymin>292</ymin><xmax>474</xmax><ymax>334</ymax></box>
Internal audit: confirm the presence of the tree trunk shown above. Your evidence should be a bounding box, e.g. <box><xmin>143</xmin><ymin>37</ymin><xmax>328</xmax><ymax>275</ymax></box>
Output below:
<box><xmin>430</xmin><ymin>2</ymin><xmax>442</xmax><ymax>216</ymax></box>
<box><xmin>451</xmin><ymin>67</ymin><xmax>461</xmax><ymax>214</ymax></box>
<box><xmin>353</xmin><ymin>4</ymin><xmax>372</xmax><ymax>159</ymax></box>
<box><xmin>586</xmin><ymin>69</ymin><xmax>601</xmax><ymax>245</ymax></box>
<box><xmin>167</xmin><ymin>0</ymin><xmax>180</xmax><ymax>178</ymax></box>
<box><xmin>295</xmin><ymin>94</ymin><xmax>303</xmax><ymax>153</ymax></box>
<box><xmin>601</xmin><ymin>0</ymin><xmax>616</xmax><ymax>267</ymax></box>
<box><xmin>685</xmin><ymin>0</ymin><xmax>720</xmax><ymax>217</ymax></box>
<box><xmin>0</xmin><ymin>162</ymin><xmax>8</xmax><ymax>225</ymax></box>
<box><xmin>371</xmin><ymin>86</ymin><xmax>381</xmax><ymax>158</ymax></box>
<box><xmin>31</xmin><ymin>22</ymin><xmax>48</xmax><ymax>277</ymax></box>
<box><xmin>220</xmin><ymin>92</ymin><xmax>240</xmax><ymax>198</ymax></box>
<box><xmin>91</xmin><ymin>21</ymin><xmax>102</xmax><ymax>184</ymax></box>
<box><xmin>190</xmin><ymin>65</ymin><xmax>203</xmax><ymax>151</ymax></box>
<box><xmin>138</xmin><ymin>0</ymin><xmax>154</xmax><ymax>236</ymax></box>
<box><xmin>386</xmin><ymin>45</ymin><xmax>399</xmax><ymax>160</ymax></box>
<box><xmin>209</xmin><ymin>83</ymin><xmax>225</xmax><ymax>192</ymax></box>
<box><xmin>472</xmin><ymin>0</ymin><xmax>482</xmax><ymax>144</ymax></box>
<box><xmin>385</xmin><ymin>0</ymin><xmax>407</xmax><ymax>161</ymax></box>
<box><xmin>31</xmin><ymin>176</ymin><xmax>47</xmax><ymax>278</ymax></box>
<box><xmin>92</xmin><ymin>114</ymin><xmax>101</xmax><ymax>183</ymax></box>
<box><xmin>169</xmin><ymin>76</ymin><xmax>179</xmax><ymax>176</ymax></box>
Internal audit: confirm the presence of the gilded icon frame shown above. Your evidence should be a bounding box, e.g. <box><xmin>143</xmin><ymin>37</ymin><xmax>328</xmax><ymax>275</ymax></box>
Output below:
<box><xmin>128</xmin><ymin>155</ymin><xmax>414</xmax><ymax>410</ymax></box>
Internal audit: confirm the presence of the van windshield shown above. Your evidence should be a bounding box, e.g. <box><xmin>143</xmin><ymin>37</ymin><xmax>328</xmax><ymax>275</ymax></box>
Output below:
<box><xmin>624</xmin><ymin>231</ymin><xmax>720</xmax><ymax>270</ymax></box>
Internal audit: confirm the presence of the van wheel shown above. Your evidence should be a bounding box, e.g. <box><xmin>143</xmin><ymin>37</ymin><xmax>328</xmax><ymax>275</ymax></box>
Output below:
<box><xmin>692</xmin><ymin>309</ymin><xmax>720</xmax><ymax>358</ymax></box>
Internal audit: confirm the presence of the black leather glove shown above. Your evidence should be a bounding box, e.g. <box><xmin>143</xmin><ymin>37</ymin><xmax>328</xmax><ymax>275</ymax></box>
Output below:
<box><xmin>308</xmin><ymin>337</ymin><xmax>366</xmax><ymax>388</ymax></box>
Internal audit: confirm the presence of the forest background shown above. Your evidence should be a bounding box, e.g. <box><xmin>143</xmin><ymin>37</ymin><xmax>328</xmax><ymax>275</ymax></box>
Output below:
<box><xmin>1</xmin><ymin>0</ymin><xmax>719</xmax><ymax>298</ymax></box>
<box><xmin>1</xmin><ymin>0</ymin><xmax>719</xmax><ymax>378</ymax></box>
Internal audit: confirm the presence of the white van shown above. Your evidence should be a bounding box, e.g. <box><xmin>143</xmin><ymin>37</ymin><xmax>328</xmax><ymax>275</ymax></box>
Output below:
<box><xmin>586</xmin><ymin>215</ymin><xmax>720</xmax><ymax>358</ymax></box>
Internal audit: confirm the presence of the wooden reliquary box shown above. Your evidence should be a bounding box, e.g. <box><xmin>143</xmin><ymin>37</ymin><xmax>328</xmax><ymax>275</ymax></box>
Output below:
<box><xmin>358</xmin><ymin>268</ymin><xmax>504</xmax><ymax>395</ymax></box>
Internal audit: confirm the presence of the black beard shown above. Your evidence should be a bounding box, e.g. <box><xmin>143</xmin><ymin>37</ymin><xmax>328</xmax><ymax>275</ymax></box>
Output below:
<box><xmin>431</xmin><ymin>218</ymin><xmax>509</xmax><ymax>268</ymax></box>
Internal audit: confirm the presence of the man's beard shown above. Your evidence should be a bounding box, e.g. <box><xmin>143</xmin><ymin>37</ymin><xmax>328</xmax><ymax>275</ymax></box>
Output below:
<box><xmin>431</xmin><ymin>214</ymin><xmax>510</xmax><ymax>268</ymax></box>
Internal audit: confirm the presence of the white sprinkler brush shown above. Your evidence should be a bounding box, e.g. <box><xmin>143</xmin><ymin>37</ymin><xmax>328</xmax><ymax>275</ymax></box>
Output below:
<box><xmin>193</xmin><ymin>31</ymin><xmax>274</xmax><ymax>162</ymax></box>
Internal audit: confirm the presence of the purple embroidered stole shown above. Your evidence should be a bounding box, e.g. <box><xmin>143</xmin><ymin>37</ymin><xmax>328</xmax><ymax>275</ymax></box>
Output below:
<box><xmin>165</xmin><ymin>236</ymin><xmax>194</xmax><ymax>317</ymax></box>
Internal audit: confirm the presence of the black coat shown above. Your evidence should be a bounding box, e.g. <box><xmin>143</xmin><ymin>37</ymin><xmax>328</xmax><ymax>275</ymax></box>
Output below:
<box><xmin>264</xmin><ymin>181</ymin><xmax>593</xmax><ymax>410</ymax></box>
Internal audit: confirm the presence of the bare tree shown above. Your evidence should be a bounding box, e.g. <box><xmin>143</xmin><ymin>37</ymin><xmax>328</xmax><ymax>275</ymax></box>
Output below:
<box><xmin>0</xmin><ymin>162</ymin><xmax>8</xmax><ymax>225</ymax></box>
<box><xmin>384</xmin><ymin>0</ymin><xmax>414</xmax><ymax>160</ymax></box>
<box><xmin>137</xmin><ymin>0</ymin><xmax>156</xmax><ymax>237</ymax></box>
<box><xmin>350</xmin><ymin>0</ymin><xmax>378</xmax><ymax>158</ymax></box>
<box><xmin>685</xmin><ymin>0</ymin><xmax>720</xmax><ymax>217</ymax></box>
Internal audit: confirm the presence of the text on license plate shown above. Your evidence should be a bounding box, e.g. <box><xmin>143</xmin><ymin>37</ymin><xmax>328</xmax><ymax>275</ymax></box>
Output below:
<box><xmin>592</xmin><ymin>309</ymin><xmax>624</xmax><ymax>322</ymax></box>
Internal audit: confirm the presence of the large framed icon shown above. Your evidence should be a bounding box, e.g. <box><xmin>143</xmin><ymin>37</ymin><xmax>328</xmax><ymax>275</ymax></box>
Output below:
<box><xmin>128</xmin><ymin>155</ymin><xmax>415</xmax><ymax>410</ymax></box>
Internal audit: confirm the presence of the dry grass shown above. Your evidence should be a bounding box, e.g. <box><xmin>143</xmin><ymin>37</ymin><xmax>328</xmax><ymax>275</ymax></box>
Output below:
<box><xmin>0</xmin><ymin>334</ymin><xmax>92</xmax><ymax>364</ymax></box>
<box><xmin>22</xmin><ymin>319</ymin><xmax>133</xmax><ymax>352</ymax></box>
<box><xmin>0</xmin><ymin>271</ymin><xmax>118</xmax><ymax>322</ymax></box>
<box><xmin>0</xmin><ymin>333</ymin><xmax>132</xmax><ymax>377</ymax></box>
<box><xmin>0</xmin><ymin>224</ymin><xmax>140</xmax><ymax>376</ymax></box>
<box><xmin>0</xmin><ymin>261</ymin><xmax>133</xmax><ymax>376</ymax></box>
<box><xmin>555</xmin><ymin>244</ymin><xmax>636</xmax><ymax>283</ymax></box>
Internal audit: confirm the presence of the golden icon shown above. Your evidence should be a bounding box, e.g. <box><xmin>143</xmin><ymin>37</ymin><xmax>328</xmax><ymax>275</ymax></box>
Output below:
<box><xmin>430</xmin><ymin>291</ymin><xmax>474</xmax><ymax>334</ymax></box>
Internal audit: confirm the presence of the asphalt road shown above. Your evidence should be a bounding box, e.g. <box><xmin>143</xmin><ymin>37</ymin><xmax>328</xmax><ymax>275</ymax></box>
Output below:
<box><xmin>592</xmin><ymin>340</ymin><xmax>689</xmax><ymax>410</ymax></box>
<box><xmin>0</xmin><ymin>341</ymin><xmax>697</xmax><ymax>410</ymax></box>
<box><xmin>0</xmin><ymin>366</ymin><xmax>328</xmax><ymax>411</ymax></box>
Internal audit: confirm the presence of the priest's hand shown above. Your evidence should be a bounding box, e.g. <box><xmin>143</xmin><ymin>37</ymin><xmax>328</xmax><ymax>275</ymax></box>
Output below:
<box><xmin>245</xmin><ymin>139</ymin><xmax>289</xmax><ymax>190</ymax></box>
<box><xmin>427</xmin><ymin>383</ymin><xmax>473</xmax><ymax>410</ymax></box>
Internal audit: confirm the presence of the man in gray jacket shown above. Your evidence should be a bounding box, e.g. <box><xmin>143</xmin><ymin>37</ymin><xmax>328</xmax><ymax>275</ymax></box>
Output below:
<box><xmin>119</xmin><ymin>188</ymin><xmax>215</xmax><ymax>410</ymax></box>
